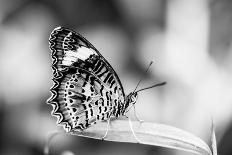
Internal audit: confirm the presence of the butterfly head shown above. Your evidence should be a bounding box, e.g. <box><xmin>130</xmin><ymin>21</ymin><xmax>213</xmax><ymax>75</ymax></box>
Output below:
<box><xmin>123</xmin><ymin>92</ymin><xmax>138</xmax><ymax>114</ymax></box>
<box><xmin>122</xmin><ymin>82</ymin><xmax>166</xmax><ymax>115</ymax></box>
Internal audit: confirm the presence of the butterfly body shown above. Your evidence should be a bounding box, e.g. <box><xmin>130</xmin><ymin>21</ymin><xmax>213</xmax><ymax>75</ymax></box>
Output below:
<box><xmin>48</xmin><ymin>27</ymin><xmax>137</xmax><ymax>132</ymax></box>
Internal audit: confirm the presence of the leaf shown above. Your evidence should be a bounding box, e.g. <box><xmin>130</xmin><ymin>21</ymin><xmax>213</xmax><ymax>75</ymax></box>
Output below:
<box><xmin>44</xmin><ymin>131</ymin><xmax>65</xmax><ymax>155</ymax></box>
<box><xmin>210</xmin><ymin>121</ymin><xmax>217</xmax><ymax>155</ymax></box>
<box><xmin>70</xmin><ymin>120</ymin><xmax>212</xmax><ymax>155</ymax></box>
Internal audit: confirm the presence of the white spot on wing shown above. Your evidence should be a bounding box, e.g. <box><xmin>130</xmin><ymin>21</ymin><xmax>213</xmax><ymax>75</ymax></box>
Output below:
<box><xmin>77</xmin><ymin>46</ymin><xmax>95</xmax><ymax>60</ymax></box>
<box><xmin>62</xmin><ymin>50</ymin><xmax>78</xmax><ymax>66</ymax></box>
<box><xmin>61</xmin><ymin>32</ymin><xmax>96</xmax><ymax>66</ymax></box>
<box><xmin>62</xmin><ymin>47</ymin><xmax>95</xmax><ymax>66</ymax></box>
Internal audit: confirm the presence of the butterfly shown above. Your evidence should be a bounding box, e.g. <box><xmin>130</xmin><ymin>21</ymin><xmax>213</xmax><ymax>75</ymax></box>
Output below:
<box><xmin>47</xmin><ymin>26</ymin><xmax>166</xmax><ymax>135</ymax></box>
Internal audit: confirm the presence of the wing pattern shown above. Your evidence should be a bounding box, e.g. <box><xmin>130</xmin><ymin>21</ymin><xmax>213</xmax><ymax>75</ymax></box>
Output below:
<box><xmin>48</xmin><ymin>27</ymin><xmax>125</xmax><ymax>132</ymax></box>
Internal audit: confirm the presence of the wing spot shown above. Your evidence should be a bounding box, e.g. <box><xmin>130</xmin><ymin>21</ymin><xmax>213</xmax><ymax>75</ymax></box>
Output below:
<box><xmin>114</xmin><ymin>86</ymin><xmax>118</xmax><ymax>93</ymax></box>
<box><xmin>104</xmin><ymin>107</ymin><xmax>107</xmax><ymax>112</ymax></box>
<box><xmin>90</xmin><ymin>109</ymin><xmax>93</xmax><ymax>116</ymax></box>
<box><xmin>90</xmin><ymin>87</ymin><xmax>94</xmax><ymax>92</ymax></box>
<box><xmin>70</xmin><ymin>85</ymin><xmax>74</xmax><ymax>88</ymax></box>
<box><xmin>101</xmin><ymin>114</ymin><xmax>105</xmax><ymax>120</ymax></box>
<box><xmin>85</xmin><ymin>111</ymin><xmax>88</xmax><ymax>117</ymax></box>
<box><xmin>94</xmin><ymin>100</ymin><xmax>98</xmax><ymax>105</ymax></box>
<box><xmin>87</xmin><ymin>96</ymin><xmax>91</xmax><ymax>101</ymax></box>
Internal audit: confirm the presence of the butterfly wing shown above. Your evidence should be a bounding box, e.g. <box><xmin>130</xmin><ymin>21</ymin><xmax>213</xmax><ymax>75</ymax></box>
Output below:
<box><xmin>48</xmin><ymin>27</ymin><xmax>125</xmax><ymax>132</ymax></box>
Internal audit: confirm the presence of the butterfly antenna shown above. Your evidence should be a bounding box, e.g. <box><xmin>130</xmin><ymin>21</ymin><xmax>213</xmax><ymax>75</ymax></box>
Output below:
<box><xmin>135</xmin><ymin>82</ymin><xmax>166</xmax><ymax>93</ymax></box>
<box><xmin>132</xmin><ymin>61</ymin><xmax>153</xmax><ymax>94</ymax></box>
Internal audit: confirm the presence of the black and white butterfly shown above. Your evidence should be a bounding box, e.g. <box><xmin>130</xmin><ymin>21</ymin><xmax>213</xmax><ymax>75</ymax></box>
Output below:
<box><xmin>47</xmin><ymin>26</ymin><xmax>165</xmax><ymax>135</ymax></box>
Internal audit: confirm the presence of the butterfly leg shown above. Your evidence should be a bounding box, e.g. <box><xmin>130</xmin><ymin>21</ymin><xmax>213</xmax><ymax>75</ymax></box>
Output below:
<box><xmin>101</xmin><ymin>118</ymin><xmax>111</xmax><ymax>140</ymax></box>
<box><xmin>133</xmin><ymin>105</ymin><xmax>144</xmax><ymax>123</ymax></box>
<box><xmin>128</xmin><ymin>116</ymin><xmax>142</xmax><ymax>144</ymax></box>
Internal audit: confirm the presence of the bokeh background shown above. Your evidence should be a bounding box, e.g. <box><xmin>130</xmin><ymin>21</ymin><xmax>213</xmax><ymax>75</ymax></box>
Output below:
<box><xmin>0</xmin><ymin>0</ymin><xmax>232</xmax><ymax>155</ymax></box>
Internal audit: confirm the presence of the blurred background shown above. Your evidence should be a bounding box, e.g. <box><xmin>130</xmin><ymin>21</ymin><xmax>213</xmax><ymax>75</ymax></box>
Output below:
<box><xmin>0</xmin><ymin>0</ymin><xmax>232</xmax><ymax>155</ymax></box>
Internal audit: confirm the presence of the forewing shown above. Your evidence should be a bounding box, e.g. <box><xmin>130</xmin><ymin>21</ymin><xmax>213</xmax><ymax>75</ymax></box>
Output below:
<box><xmin>48</xmin><ymin>27</ymin><xmax>125</xmax><ymax>132</ymax></box>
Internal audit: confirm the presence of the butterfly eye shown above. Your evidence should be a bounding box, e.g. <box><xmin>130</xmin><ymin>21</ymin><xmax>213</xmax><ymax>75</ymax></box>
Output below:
<box><xmin>132</xmin><ymin>98</ymin><xmax>136</xmax><ymax>102</ymax></box>
<box><xmin>133</xmin><ymin>93</ymin><xmax>138</xmax><ymax>100</ymax></box>
<box><xmin>135</xmin><ymin>93</ymin><xmax>138</xmax><ymax>98</ymax></box>
<box><xmin>130</xmin><ymin>95</ymin><xmax>137</xmax><ymax>103</ymax></box>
